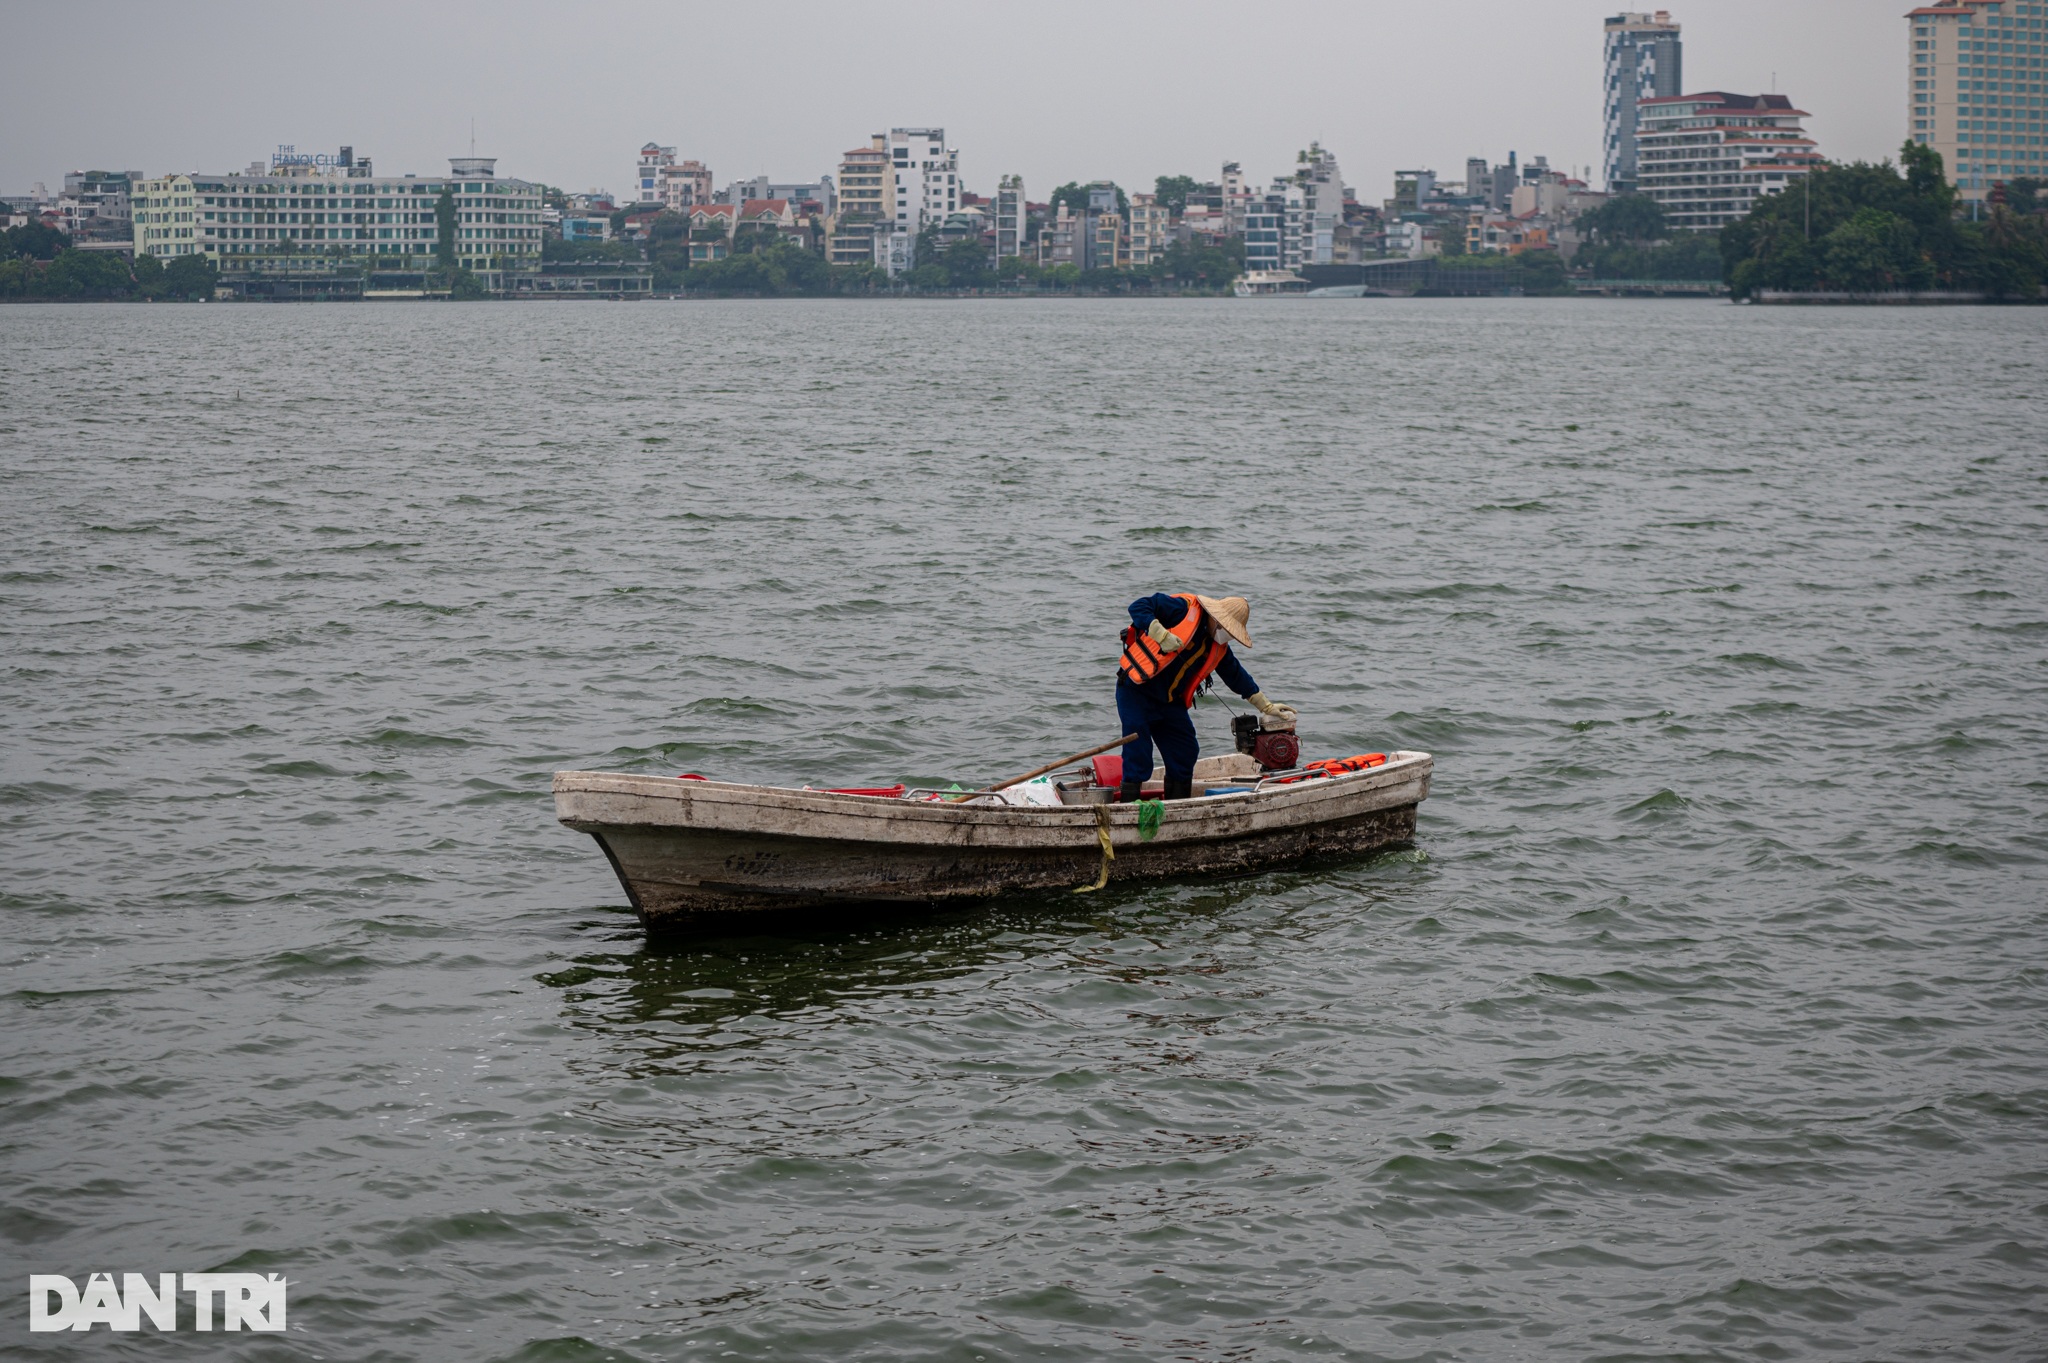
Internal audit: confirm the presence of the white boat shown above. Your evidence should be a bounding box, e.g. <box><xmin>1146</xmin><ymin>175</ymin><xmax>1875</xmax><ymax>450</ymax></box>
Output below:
<box><xmin>553</xmin><ymin>752</ymin><xmax>1433</xmax><ymax>933</ymax></box>
<box><xmin>1233</xmin><ymin>269</ymin><xmax>1310</xmax><ymax>296</ymax></box>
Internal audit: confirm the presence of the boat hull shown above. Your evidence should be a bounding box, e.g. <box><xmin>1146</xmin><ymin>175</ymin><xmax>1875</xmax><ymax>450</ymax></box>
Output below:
<box><xmin>555</xmin><ymin>753</ymin><xmax>1430</xmax><ymax>933</ymax></box>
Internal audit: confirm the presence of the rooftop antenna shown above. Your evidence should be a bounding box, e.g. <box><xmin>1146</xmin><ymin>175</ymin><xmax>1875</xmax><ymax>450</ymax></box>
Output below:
<box><xmin>470</xmin><ymin>118</ymin><xmax>476</xmax><ymax>156</ymax></box>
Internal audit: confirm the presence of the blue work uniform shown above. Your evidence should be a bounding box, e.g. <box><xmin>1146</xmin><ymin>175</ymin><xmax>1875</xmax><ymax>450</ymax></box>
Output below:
<box><xmin>1115</xmin><ymin>593</ymin><xmax>1259</xmax><ymax>786</ymax></box>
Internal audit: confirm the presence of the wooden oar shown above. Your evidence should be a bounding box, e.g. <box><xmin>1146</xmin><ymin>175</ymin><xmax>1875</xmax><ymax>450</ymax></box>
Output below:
<box><xmin>950</xmin><ymin>734</ymin><xmax>1138</xmax><ymax>800</ymax></box>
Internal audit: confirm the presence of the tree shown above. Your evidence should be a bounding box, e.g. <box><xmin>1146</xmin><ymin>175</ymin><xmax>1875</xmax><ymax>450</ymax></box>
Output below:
<box><xmin>685</xmin><ymin>241</ymin><xmax>836</xmax><ymax>296</ymax></box>
<box><xmin>1820</xmin><ymin>208</ymin><xmax>1933</xmax><ymax>291</ymax></box>
<box><xmin>434</xmin><ymin>189</ymin><xmax>458</xmax><ymax>270</ymax></box>
<box><xmin>35</xmin><ymin>248</ymin><xmax>136</xmax><ymax>298</ymax></box>
<box><xmin>1150</xmin><ymin>237</ymin><xmax>1244</xmax><ymax>292</ymax></box>
<box><xmin>939</xmin><ymin>237</ymin><xmax>992</xmax><ymax>289</ymax></box>
<box><xmin>1154</xmin><ymin>175</ymin><xmax>1201</xmax><ymax>215</ymax></box>
<box><xmin>1718</xmin><ymin>142</ymin><xmax>2047</xmax><ymax>297</ymax></box>
<box><xmin>2</xmin><ymin>220</ymin><xmax>71</xmax><ymax>260</ymax></box>
<box><xmin>1582</xmin><ymin>194</ymin><xmax>1668</xmax><ymax>245</ymax></box>
<box><xmin>162</xmin><ymin>252</ymin><xmax>219</xmax><ymax>299</ymax></box>
<box><xmin>1048</xmin><ymin>182</ymin><xmax>1088</xmax><ymax>216</ymax></box>
<box><xmin>649</xmin><ymin>210</ymin><xmax>689</xmax><ymax>246</ymax></box>
<box><xmin>1516</xmin><ymin>251</ymin><xmax>1571</xmax><ymax>294</ymax></box>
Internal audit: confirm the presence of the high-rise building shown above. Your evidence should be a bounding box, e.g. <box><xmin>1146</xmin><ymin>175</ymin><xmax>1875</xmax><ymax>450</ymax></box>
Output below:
<box><xmin>1297</xmin><ymin>143</ymin><xmax>1344</xmax><ymax>266</ymax></box>
<box><xmin>885</xmin><ymin>127</ymin><xmax>959</xmax><ymax>234</ymax></box>
<box><xmin>1907</xmin><ymin>0</ymin><xmax>2048</xmax><ymax>203</ymax></box>
<box><xmin>1465</xmin><ymin>158</ymin><xmax>1491</xmax><ymax>199</ymax></box>
<box><xmin>1603</xmin><ymin>11</ymin><xmax>1684</xmax><ymax>191</ymax></box>
<box><xmin>1243</xmin><ymin>189</ymin><xmax>1284</xmax><ymax>273</ymax></box>
<box><xmin>636</xmin><ymin>144</ymin><xmax>675</xmax><ymax>206</ymax></box>
<box><xmin>1634</xmin><ymin>92</ymin><xmax>1820</xmax><ymax>229</ymax></box>
<box><xmin>995</xmin><ymin>174</ymin><xmax>1026</xmax><ymax>260</ymax></box>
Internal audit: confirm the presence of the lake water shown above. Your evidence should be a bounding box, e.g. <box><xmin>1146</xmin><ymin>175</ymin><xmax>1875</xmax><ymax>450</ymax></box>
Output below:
<box><xmin>3</xmin><ymin>298</ymin><xmax>2045</xmax><ymax>1361</ymax></box>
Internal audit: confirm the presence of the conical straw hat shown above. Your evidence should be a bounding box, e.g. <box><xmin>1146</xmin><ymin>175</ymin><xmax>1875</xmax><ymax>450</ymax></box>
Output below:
<box><xmin>1196</xmin><ymin>595</ymin><xmax>1251</xmax><ymax>647</ymax></box>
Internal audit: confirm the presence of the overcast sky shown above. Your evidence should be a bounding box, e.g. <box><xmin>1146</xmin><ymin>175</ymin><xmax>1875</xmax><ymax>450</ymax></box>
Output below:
<box><xmin>5</xmin><ymin>0</ymin><xmax>1903</xmax><ymax>201</ymax></box>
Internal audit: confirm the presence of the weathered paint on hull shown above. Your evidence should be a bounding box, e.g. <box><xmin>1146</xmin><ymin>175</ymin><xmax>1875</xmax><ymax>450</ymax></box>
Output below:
<box><xmin>592</xmin><ymin>801</ymin><xmax>1417</xmax><ymax>932</ymax></box>
<box><xmin>555</xmin><ymin>753</ymin><xmax>1432</xmax><ymax>936</ymax></box>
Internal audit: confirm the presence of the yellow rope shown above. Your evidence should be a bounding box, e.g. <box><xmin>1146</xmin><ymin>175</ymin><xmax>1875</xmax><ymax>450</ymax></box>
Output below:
<box><xmin>1071</xmin><ymin>804</ymin><xmax>1115</xmax><ymax>894</ymax></box>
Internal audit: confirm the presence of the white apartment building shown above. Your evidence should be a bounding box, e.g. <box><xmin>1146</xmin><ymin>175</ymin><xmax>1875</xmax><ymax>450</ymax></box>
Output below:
<box><xmin>1634</xmin><ymin>92</ymin><xmax>1820</xmax><ymax>230</ymax></box>
<box><xmin>131</xmin><ymin>156</ymin><xmax>542</xmax><ymax>272</ymax></box>
<box><xmin>1907</xmin><ymin>0</ymin><xmax>2048</xmax><ymax>203</ymax></box>
<box><xmin>636</xmin><ymin>144</ymin><xmax>674</xmax><ymax>205</ymax></box>
<box><xmin>1604</xmin><ymin>10</ymin><xmax>1685</xmax><ymax>191</ymax></box>
<box><xmin>886</xmin><ymin>127</ymin><xmax>959</xmax><ymax>233</ymax></box>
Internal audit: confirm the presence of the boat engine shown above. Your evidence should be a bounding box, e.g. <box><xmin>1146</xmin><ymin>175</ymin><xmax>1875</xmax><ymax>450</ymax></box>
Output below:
<box><xmin>1233</xmin><ymin>712</ymin><xmax>1300</xmax><ymax>773</ymax></box>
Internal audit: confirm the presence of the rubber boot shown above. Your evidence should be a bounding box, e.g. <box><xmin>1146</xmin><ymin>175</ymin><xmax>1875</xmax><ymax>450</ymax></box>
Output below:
<box><xmin>1117</xmin><ymin>779</ymin><xmax>1144</xmax><ymax>803</ymax></box>
<box><xmin>1163</xmin><ymin>775</ymin><xmax>1194</xmax><ymax>801</ymax></box>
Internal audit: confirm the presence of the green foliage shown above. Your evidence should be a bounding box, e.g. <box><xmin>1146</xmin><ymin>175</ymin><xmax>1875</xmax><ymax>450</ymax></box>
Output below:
<box><xmin>649</xmin><ymin>211</ymin><xmax>689</xmax><ymax>245</ymax></box>
<box><xmin>936</xmin><ymin>237</ymin><xmax>992</xmax><ymax>289</ymax></box>
<box><xmin>1578</xmin><ymin>231</ymin><xmax>1723</xmax><ymax>281</ymax></box>
<box><xmin>449</xmin><ymin>269</ymin><xmax>490</xmax><ymax>300</ymax></box>
<box><xmin>1515</xmin><ymin>251</ymin><xmax>1571</xmax><ymax>295</ymax></box>
<box><xmin>2004</xmin><ymin>177</ymin><xmax>2044</xmax><ymax>215</ymax></box>
<box><xmin>434</xmin><ymin>190</ymin><xmax>458</xmax><ymax>268</ymax></box>
<box><xmin>128</xmin><ymin>252</ymin><xmax>221</xmax><ymax>300</ymax></box>
<box><xmin>2</xmin><ymin>220</ymin><xmax>71</xmax><ymax>260</ymax></box>
<box><xmin>684</xmin><ymin>241</ymin><xmax>835</xmax><ymax>295</ymax></box>
<box><xmin>1719</xmin><ymin>142</ymin><xmax>2044</xmax><ymax>297</ymax></box>
<box><xmin>161</xmin><ymin>253</ymin><xmax>219</xmax><ymax>298</ymax></box>
<box><xmin>1822</xmin><ymin>207</ymin><xmax>1935</xmax><ymax>291</ymax></box>
<box><xmin>1148</xmin><ymin>236</ymin><xmax>1244</xmax><ymax>292</ymax></box>
<box><xmin>1048</xmin><ymin>183</ymin><xmax>1087</xmax><ymax>216</ymax></box>
<box><xmin>1581</xmin><ymin>194</ymin><xmax>1668</xmax><ymax>245</ymax></box>
<box><xmin>1154</xmin><ymin>175</ymin><xmax>1201</xmax><ymax>214</ymax></box>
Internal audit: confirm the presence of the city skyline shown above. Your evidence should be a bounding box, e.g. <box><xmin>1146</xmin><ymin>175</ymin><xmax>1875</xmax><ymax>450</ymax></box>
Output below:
<box><xmin>5</xmin><ymin>0</ymin><xmax>1900</xmax><ymax>202</ymax></box>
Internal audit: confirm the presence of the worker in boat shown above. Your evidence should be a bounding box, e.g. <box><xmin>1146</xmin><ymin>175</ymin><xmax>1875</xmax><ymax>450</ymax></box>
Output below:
<box><xmin>1116</xmin><ymin>592</ymin><xmax>1296</xmax><ymax>803</ymax></box>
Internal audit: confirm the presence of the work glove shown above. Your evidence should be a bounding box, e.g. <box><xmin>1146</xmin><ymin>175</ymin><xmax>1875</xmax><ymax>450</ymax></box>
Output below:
<box><xmin>1146</xmin><ymin>619</ymin><xmax>1186</xmax><ymax>653</ymax></box>
<box><xmin>1249</xmin><ymin>692</ymin><xmax>1298</xmax><ymax>722</ymax></box>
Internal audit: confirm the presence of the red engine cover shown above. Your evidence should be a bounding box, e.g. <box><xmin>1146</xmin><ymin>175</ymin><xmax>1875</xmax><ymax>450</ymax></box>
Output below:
<box><xmin>1252</xmin><ymin>730</ymin><xmax>1300</xmax><ymax>771</ymax></box>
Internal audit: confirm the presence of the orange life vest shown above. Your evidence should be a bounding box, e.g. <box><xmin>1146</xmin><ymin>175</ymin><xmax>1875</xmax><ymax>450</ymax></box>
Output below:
<box><xmin>1304</xmin><ymin>754</ymin><xmax>1388</xmax><ymax>775</ymax></box>
<box><xmin>1120</xmin><ymin>593</ymin><xmax>1228</xmax><ymax>708</ymax></box>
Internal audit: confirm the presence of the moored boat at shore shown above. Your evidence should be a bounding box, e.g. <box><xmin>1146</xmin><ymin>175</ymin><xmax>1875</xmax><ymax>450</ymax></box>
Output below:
<box><xmin>554</xmin><ymin>752</ymin><xmax>1432</xmax><ymax>934</ymax></box>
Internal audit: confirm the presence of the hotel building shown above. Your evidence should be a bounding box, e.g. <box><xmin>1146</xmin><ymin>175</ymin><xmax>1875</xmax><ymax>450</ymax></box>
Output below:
<box><xmin>131</xmin><ymin>155</ymin><xmax>542</xmax><ymax>277</ymax></box>
<box><xmin>1907</xmin><ymin>0</ymin><xmax>2048</xmax><ymax>201</ymax></box>
<box><xmin>1633</xmin><ymin>92</ymin><xmax>1821</xmax><ymax>229</ymax></box>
